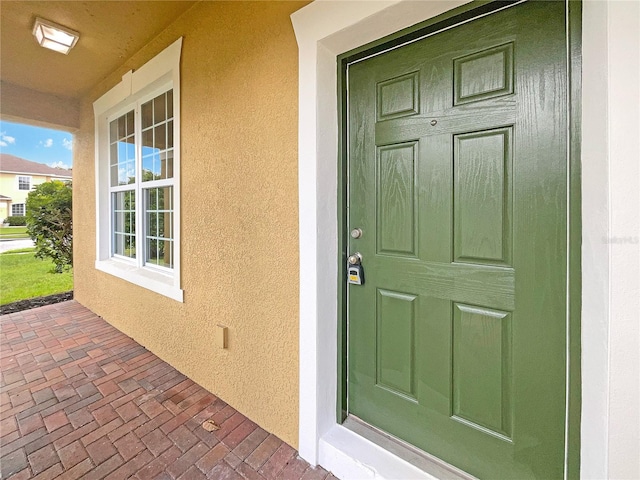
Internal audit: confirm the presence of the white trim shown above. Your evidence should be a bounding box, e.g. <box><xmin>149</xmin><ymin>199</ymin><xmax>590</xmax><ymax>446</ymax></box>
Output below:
<box><xmin>583</xmin><ymin>2</ymin><xmax>640</xmax><ymax>479</ymax></box>
<box><xmin>0</xmin><ymin>170</ymin><xmax>72</xmax><ymax>179</ymax></box>
<box><xmin>95</xmin><ymin>258</ymin><xmax>183</xmax><ymax>302</ymax></box>
<box><xmin>580</xmin><ymin>2</ymin><xmax>610</xmax><ymax>478</ymax></box>
<box><xmin>93</xmin><ymin>37</ymin><xmax>183</xmax><ymax>302</ymax></box>
<box><xmin>93</xmin><ymin>71</ymin><xmax>134</xmax><ymax>118</ymax></box>
<box><xmin>319</xmin><ymin>426</ymin><xmax>438</xmax><ymax>480</ymax></box>
<box><xmin>292</xmin><ymin>0</ymin><xmax>640</xmax><ymax>479</ymax></box>
<box><xmin>131</xmin><ymin>40</ymin><xmax>182</xmax><ymax>96</ymax></box>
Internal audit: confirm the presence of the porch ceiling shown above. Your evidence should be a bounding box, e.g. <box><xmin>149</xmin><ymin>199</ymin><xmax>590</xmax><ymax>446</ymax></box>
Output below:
<box><xmin>0</xmin><ymin>1</ymin><xmax>196</xmax><ymax>127</ymax></box>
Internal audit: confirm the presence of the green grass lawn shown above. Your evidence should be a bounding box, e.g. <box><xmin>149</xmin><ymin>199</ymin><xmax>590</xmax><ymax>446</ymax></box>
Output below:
<box><xmin>0</xmin><ymin>226</ymin><xmax>30</xmax><ymax>239</ymax></box>
<box><xmin>0</xmin><ymin>248</ymin><xmax>73</xmax><ymax>305</ymax></box>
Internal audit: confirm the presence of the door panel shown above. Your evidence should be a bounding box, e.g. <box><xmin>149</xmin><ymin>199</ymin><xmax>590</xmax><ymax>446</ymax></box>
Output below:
<box><xmin>347</xmin><ymin>2</ymin><xmax>568</xmax><ymax>478</ymax></box>
<box><xmin>377</xmin><ymin>142</ymin><xmax>418</xmax><ymax>256</ymax></box>
<box><xmin>452</xmin><ymin>303</ymin><xmax>512</xmax><ymax>440</ymax></box>
<box><xmin>376</xmin><ymin>289</ymin><xmax>417</xmax><ymax>399</ymax></box>
<box><xmin>454</xmin><ymin>127</ymin><xmax>512</xmax><ymax>265</ymax></box>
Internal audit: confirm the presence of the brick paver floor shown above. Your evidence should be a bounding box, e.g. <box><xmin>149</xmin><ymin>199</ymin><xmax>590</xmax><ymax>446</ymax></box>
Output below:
<box><xmin>0</xmin><ymin>301</ymin><xmax>337</xmax><ymax>480</ymax></box>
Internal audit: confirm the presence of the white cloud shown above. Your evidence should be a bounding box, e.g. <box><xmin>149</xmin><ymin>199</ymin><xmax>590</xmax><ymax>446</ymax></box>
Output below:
<box><xmin>43</xmin><ymin>138</ymin><xmax>53</xmax><ymax>148</ymax></box>
<box><xmin>49</xmin><ymin>161</ymin><xmax>71</xmax><ymax>170</ymax></box>
<box><xmin>62</xmin><ymin>138</ymin><xmax>73</xmax><ymax>151</ymax></box>
<box><xmin>0</xmin><ymin>132</ymin><xmax>16</xmax><ymax>147</ymax></box>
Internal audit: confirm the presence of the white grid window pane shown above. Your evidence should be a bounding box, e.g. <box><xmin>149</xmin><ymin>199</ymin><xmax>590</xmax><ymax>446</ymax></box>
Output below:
<box><xmin>109</xmin><ymin>110</ymin><xmax>136</xmax><ymax>186</ymax></box>
<box><xmin>11</xmin><ymin>204</ymin><xmax>25</xmax><ymax>216</ymax></box>
<box><xmin>145</xmin><ymin>186</ymin><xmax>173</xmax><ymax>268</ymax></box>
<box><xmin>141</xmin><ymin>90</ymin><xmax>174</xmax><ymax>182</ymax></box>
<box><xmin>18</xmin><ymin>177</ymin><xmax>30</xmax><ymax>190</ymax></box>
<box><xmin>106</xmin><ymin>89</ymin><xmax>175</xmax><ymax>272</ymax></box>
<box><xmin>112</xmin><ymin>190</ymin><xmax>136</xmax><ymax>258</ymax></box>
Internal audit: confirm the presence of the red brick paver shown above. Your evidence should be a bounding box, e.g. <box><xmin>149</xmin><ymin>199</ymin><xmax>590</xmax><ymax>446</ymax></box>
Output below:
<box><xmin>1</xmin><ymin>301</ymin><xmax>335</xmax><ymax>479</ymax></box>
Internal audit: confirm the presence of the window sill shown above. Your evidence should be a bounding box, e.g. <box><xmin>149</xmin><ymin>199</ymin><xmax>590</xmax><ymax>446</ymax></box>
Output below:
<box><xmin>95</xmin><ymin>258</ymin><xmax>183</xmax><ymax>302</ymax></box>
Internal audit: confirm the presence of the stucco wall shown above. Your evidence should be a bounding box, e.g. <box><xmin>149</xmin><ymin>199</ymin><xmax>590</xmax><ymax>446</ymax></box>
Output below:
<box><xmin>74</xmin><ymin>1</ymin><xmax>307</xmax><ymax>447</ymax></box>
<box><xmin>0</xmin><ymin>81</ymin><xmax>80</xmax><ymax>131</ymax></box>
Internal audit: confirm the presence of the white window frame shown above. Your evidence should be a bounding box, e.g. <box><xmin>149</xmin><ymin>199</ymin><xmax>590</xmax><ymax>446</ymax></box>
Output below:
<box><xmin>93</xmin><ymin>38</ymin><xmax>183</xmax><ymax>302</ymax></box>
<box><xmin>11</xmin><ymin>203</ymin><xmax>25</xmax><ymax>216</ymax></box>
<box><xmin>17</xmin><ymin>176</ymin><xmax>31</xmax><ymax>190</ymax></box>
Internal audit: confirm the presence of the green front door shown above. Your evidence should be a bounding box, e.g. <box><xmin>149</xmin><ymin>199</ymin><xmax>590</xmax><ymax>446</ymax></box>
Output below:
<box><xmin>347</xmin><ymin>2</ymin><xmax>569</xmax><ymax>478</ymax></box>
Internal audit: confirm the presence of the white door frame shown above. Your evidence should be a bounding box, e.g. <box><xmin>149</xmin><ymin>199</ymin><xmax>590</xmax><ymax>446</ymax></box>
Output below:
<box><xmin>292</xmin><ymin>1</ymin><xmax>639</xmax><ymax>478</ymax></box>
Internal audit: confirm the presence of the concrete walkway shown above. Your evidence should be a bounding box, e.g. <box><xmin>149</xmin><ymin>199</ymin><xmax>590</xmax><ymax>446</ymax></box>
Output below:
<box><xmin>0</xmin><ymin>239</ymin><xmax>34</xmax><ymax>253</ymax></box>
<box><xmin>0</xmin><ymin>301</ymin><xmax>336</xmax><ymax>480</ymax></box>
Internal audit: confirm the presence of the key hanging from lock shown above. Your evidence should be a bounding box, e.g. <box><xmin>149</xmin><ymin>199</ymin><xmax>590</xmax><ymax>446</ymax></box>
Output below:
<box><xmin>347</xmin><ymin>252</ymin><xmax>364</xmax><ymax>285</ymax></box>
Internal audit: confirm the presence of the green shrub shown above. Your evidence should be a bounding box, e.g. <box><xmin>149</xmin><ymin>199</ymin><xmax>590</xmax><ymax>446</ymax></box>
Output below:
<box><xmin>5</xmin><ymin>216</ymin><xmax>27</xmax><ymax>226</ymax></box>
<box><xmin>26</xmin><ymin>181</ymin><xmax>73</xmax><ymax>273</ymax></box>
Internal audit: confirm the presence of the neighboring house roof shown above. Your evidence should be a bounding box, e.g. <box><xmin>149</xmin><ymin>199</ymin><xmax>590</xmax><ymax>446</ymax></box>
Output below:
<box><xmin>0</xmin><ymin>154</ymin><xmax>72</xmax><ymax>178</ymax></box>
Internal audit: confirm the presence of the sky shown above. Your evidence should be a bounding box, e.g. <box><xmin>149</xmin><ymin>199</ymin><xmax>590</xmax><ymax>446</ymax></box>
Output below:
<box><xmin>0</xmin><ymin>120</ymin><xmax>73</xmax><ymax>169</ymax></box>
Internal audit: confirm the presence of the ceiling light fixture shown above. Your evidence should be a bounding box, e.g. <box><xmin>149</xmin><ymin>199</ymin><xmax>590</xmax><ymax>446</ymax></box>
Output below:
<box><xmin>32</xmin><ymin>17</ymin><xmax>79</xmax><ymax>55</ymax></box>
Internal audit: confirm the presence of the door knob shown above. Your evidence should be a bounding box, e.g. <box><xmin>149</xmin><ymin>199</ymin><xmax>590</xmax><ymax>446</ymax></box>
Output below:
<box><xmin>350</xmin><ymin>228</ymin><xmax>363</xmax><ymax>239</ymax></box>
<box><xmin>348</xmin><ymin>252</ymin><xmax>363</xmax><ymax>265</ymax></box>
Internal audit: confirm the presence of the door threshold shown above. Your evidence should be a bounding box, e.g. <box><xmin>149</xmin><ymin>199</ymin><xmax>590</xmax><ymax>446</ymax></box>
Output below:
<box><xmin>317</xmin><ymin>417</ymin><xmax>476</xmax><ymax>480</ymax></box>
<box><xmin>344</xmin><ymin>416</ymin><xmax>476</xmax><ymax>480</ymax></box>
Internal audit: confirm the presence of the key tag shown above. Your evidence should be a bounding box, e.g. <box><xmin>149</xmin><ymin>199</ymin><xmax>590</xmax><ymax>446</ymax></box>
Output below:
<box><xmin>347</xmin><ymin>263</ymin><xmax>365</xmax><ymax>285</ymax></box>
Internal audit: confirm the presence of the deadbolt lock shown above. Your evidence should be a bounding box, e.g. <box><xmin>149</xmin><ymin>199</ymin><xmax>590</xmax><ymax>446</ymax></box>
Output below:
<box><xmin>350</xmin><ymin>228</ymin><xmax>363</xmax><ymax>239</ymax></box>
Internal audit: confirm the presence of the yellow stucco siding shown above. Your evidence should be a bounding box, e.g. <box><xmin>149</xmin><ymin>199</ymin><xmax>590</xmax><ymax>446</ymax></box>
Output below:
<box><xmin>73</xmin><ymin>1</ymin><xmax>306</xmax><ymax>447</ymax></box>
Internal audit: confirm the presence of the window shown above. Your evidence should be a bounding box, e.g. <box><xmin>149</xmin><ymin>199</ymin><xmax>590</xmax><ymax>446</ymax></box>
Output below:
<box><xmin>17</xmin><ymin>176</ymin><xmax>31</xmax><ymax>190</ymax></box>
<box><xmin>94</xmin><ymin>38</ymin><xmax>182</xmax><ymax>301</ymax></box>
<box><xmin>108</xmin><ymin>90</ymin><xmax>175</xmax><ymax>268</ymax></box>
<box><xmin>11</xmin><ymin>204</ymin><xmax>25</xmax><ymax>216</ymax></box>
